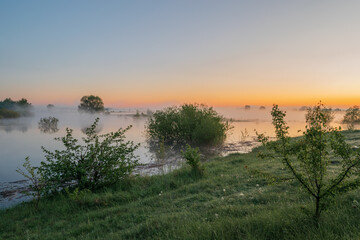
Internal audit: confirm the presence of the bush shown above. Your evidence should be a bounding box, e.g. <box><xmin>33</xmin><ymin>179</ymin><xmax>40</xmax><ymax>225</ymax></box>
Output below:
<box><xmin>0</xmin><ymin>108</ymin><xmax>20</xmax><ymax>119</ymax></box>
<box><xmin>258</xmin><ymin>103</ymin><xmax>360</xmax><ymax>223</ymax></box>
<box><xmin>343</xmin><ymin>106</ymin><xmax>360</xmax><ymax>130</ymax></box>
<box><xmin>38</xmin><ymin>116</ymin><xmax>59</xmax><ymax>133</ymax></box>
<box><xmin>146</xmin><ymin>104</ymin><xmax>231</xmax><ymax>146</ymax></box>
<box><xmin>0</xmin><ymin>98</ymin><xmax>33</xmax><ymax>116</ymax></box>
<box><xmin>39</xmin><ymin>118</ymin><xmax>139</xmax><ymax>192</ymax></box>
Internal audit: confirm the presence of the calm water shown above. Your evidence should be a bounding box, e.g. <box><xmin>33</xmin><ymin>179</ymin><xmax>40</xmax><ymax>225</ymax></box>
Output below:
<box><xmin>0</xmin><ymin>106</ymin><xmax>348</xmax><ymax>208</ymax></box>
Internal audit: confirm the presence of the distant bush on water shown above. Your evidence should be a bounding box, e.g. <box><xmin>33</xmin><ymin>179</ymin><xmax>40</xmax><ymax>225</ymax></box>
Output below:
<box><xmin>342</xmin><ymin>106</ymin><xmax>360</xmax><ymax>130</ymax></box>
<box><xmin>0</xmin><ymin>108</ymin><xmax>20</xmax><ymax>119</ymax></box>
<box><xmin>0</xmin><ymin>98</ymin><xmax>33</xmax><ymax>118</ymax></box>
<box><xmin>145</xmin><ymin>103</ymin><xmax>231</xmax><ymax>146</ymax></box>
<box><xmin>38</xmin><ymin>116</ymin><xmax>59</xmax><ymax>133</ymax></box>
<box><xmin>78</xmin><ymin>95</ymin><xmax>105</xmax><ymax>113</ymax></box>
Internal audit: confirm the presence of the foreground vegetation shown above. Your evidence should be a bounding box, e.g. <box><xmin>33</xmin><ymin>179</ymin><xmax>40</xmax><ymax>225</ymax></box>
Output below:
<box><xmin>17</xmin><ymin>118</ymin><xmax>139</xmax><ymax>208</ymax></box>
<box><xmin>258</xmin><ymin>103</ymin><xmax>360</xmax><ymax>222</ymax></box>
<box><xmin>2</xmin><ymin>130</ymin><xmax>360</xmax><ymax>239</ymax></box>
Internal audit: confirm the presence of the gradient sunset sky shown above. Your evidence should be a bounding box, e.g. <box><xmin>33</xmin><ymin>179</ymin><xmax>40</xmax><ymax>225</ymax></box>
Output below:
<box><xmin>1</xmin><ymin>1</ymin><xmax>360</xmax><ymax>107</ymax></box>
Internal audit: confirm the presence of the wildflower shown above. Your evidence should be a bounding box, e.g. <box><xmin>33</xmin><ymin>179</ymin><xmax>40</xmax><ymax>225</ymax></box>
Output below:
<box><xmin>223</xmin><ymin>189</ymin><xmax>226</xmax><ymax>192</ymax></box>
<box><xmin>215</xmin><ymin>213</ymin><xmax>219</xmax><ymax>218</ymax></box>
<box><xmin>221</xmin><ymin>197</ymin><xmax>224</xmax><ymax>200</ymax></box>
<box><xmin>239</xmin><ymin>192</ymin><xmax>245</xmax><ymax>197</ymax></box>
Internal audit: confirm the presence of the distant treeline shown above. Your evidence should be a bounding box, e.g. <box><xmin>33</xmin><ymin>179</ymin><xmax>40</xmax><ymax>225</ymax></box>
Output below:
<box><xmin>0</xmin><ymin>98</ymin><xmax>33</xmax><ymax>119</ymax></box>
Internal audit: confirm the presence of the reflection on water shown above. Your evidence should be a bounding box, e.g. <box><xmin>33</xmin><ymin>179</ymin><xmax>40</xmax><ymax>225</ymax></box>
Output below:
<box><xmin>0</xmin><ymin>118</ymin><xmax>31</xmax><ymax>133</ymax></box>
<box><xmin>0</xmin><ymin>105</ymin><xmax>352</xmax><ymax>208</ymax></box>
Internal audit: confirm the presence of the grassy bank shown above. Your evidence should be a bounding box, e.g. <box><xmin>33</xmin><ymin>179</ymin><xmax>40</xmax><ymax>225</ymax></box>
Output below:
<box><xmin>2</xmin><ymin>131</ymin><xmax>360</xmax><ymax>239</ymax></box>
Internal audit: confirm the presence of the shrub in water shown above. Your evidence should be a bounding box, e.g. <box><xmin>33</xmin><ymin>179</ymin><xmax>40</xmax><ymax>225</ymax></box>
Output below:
<box><xmin>78</xmin><ymin>95</ymin><xmax>104</xmax><ymax>113</ymax></box>
<box><xmin>38</xmin><ymin>116</ymin><xmax>59</xmax><ymax>133</ymax></box>
<box><xmin>258</xmin><ymin>103</ymin><xmax>360</xmax><ymax>223</ymax></box>
<box><xmin>342</xmin><ymin>106</ymin><xmax>360</xmax><ymax>130</ymax></box>
<box><xmin>146</xmin><ymin>103</ymin><xmax>231</xmax><ymax>146</ymax></box>
<box><xmin>0</xmin><ymin>98</ymin><xmax>33</xmax><ymax>116</ymax></box>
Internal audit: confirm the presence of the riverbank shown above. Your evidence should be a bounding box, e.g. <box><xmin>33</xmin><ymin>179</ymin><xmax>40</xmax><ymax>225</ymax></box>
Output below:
<box><xmin>0</xmin><ymin>140</ymin><xmax>261</xmax><ymax>209</ymax></box>
<box><xmin>1</xmin><ymin>131</ymin><xmax>360</xmax><ymax>239</ymax></box>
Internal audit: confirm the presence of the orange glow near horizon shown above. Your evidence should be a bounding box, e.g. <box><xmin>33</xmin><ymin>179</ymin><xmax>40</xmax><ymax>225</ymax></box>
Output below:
<box><xmin>28</xmin><ymin>92</ymin><xmax>360</xmax><ymax>108</ymax></box>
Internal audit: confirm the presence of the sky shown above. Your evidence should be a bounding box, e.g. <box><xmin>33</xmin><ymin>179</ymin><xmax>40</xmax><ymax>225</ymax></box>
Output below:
<box><xmin>1</xmin><ymin>1</ymin><xmax>360</xmax><ymax>107</ymax></box>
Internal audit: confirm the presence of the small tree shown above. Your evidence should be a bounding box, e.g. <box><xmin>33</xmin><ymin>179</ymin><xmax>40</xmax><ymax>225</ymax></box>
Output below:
<box><xmin>258</xmin><ymin>103</ymin><xmax>360</xmax><ymax>222</ymax></box>
<box><xmin>78</xmin><ymin>95</ymin><xmax>104</xmax><ymax>113</ymax></box>
<box><xmin>39</xmin><ymin>118</ymin><xmax>139</xmax><ymax>192</ymax></box>
<box><xmin>16</xmin><ymin>157</ymin><xmax>45</xmax><ymax>210</ymax></box>
<box><xmin>343</xmin><ymin>106</ymin><xmax>360</xmax><ymax>130</ymax></box>
<box><xmin>305</xmin><ymin>104</ymin><xmax>334</xmax><ymax>126</ymax></box>
<box><xmin>181</xmin><ymin>144</ymin><xmax>203</xmax><ymax>175</ymax></box>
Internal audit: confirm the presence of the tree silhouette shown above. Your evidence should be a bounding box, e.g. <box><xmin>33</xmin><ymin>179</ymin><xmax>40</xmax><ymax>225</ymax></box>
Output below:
<box><xmin>78</xmin><ymin>95</ymin><xmax>104</xmax><ymax>113</ymax></box>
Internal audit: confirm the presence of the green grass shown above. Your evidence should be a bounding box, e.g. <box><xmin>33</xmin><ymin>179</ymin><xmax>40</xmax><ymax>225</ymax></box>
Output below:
<box><xmin>2</xmin><ymin>131</ymin><xmax>360</xmax><ymax>239</ymax></box>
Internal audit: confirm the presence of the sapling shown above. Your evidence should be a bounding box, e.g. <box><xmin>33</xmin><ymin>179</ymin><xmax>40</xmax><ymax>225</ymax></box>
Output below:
<box><xmin>16</xmin><ymin>157</ymin><xmax>45</xmax><ymax>210</ymax></box>
<box><xmin>181</xmin><ymin>144</ymin><xmax>204</xmax><ymax>175</ymax></box>
<box><xmin>258</xmin><ymin>103</ymin><xmax>360</xmax><ymax>222</ymax></box>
